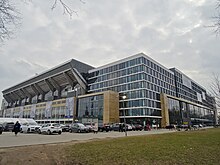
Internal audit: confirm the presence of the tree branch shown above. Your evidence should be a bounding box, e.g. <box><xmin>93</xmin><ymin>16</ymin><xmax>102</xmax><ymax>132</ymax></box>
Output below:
<box><xmin>0</xmin><ymin>0</ymin><xmax>85</xmax><ymax>43</ymax></box>
<box><xmin>209</xmin><ymin>73</ymin><xmax>220</xmax><ymax>107</ymax></box>
<box><xmin>0</xmin><ymin>0</ymin><xmax>20</xmax><ymax>42</ymax></box>
<box><xmin>213</xmin><ymin>0</ymin><xmax>220</xmax><ymax>34</ymax></box>
<box><xmin>51</xmin><ymin>0</ymin><xmax>83</xmax><ymax>17</ymax></box>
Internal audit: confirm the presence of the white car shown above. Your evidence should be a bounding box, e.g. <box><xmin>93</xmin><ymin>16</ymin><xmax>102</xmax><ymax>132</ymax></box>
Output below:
<box><xmin>39</xmin><ymin>123</ymin><xmax>62</xmax><ymax>135</ymax></box>
<box><xmin>20</xmin><ymin>122</ymin><xmax>41</xmax><ymax>133</ymax></box>
<box><xmin>126</xmin><ymin>124</ymin><xmax>133</xmax><ymax>131</ymax></box>
<box><xmin>83</xmin><ymin>122</ymin><xmax>95</xmax><ymax>132</ymax></box>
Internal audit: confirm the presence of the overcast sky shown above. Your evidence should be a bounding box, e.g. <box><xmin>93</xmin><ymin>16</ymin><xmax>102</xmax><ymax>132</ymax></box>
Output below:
<box><xmin>0</xmin><ymin>0</ymin><xmax>220</xmax><ymax>104</ymax></box>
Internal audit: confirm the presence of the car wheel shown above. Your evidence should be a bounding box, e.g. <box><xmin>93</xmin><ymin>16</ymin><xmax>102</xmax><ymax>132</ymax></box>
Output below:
<box><xmin>47</xmin><ymin>130</ymin><xmax>51</xmax><ymax>135</ymax></box>
<box><xmin>78</xmin><ymin>129</ymin><xmax>81</xmax><ymax>133</ymax></box>
<box><xmin>38</xmin><ymin>130</ymin><xmax>41</xmax><ymax>134</ymax></box>
<box><xmin>58</xmin><ymin>131</ymin><xmax>62</xmax><ymax>135</ymax></box>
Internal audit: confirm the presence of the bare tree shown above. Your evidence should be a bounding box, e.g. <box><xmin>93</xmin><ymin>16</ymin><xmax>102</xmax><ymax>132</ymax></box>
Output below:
<box><xmin>210</xmin><ymin>73</ymin><xmax>220</xmax><ymax>106</ymax></box>
<box><xmin>0</xmin><ymin>0</ymin><xmax>19</xmax><ymax>41</ymax></box>
<box><xmin>0</xmin><ymin>0</ymin><xmax>84</xmax><ymax>42</ymax></box>
<box><xmin>51</xmin><ymin>0</ymin><xmax>85</xmax><ymax>17</ymax></box>
<box><xmin>212</xmin><ymin>0</ymin><xmax>220</xmax><ymax>34</ymax></box>
<box><xmin>209</xmin><ymin>73</ymin><xmax>220</xmax><ymax>124</ymax></box>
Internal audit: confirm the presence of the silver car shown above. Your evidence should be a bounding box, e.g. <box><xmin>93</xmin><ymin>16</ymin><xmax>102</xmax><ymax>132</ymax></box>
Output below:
<box><xmin>69</xmin><ymin>123</ymin><xmax>89</xmax><ymax>133</ymax></box>
<box><xmin>39</xmin><ymin>123</ymin><xmax>62</xmax><ymax>135</ymax></box>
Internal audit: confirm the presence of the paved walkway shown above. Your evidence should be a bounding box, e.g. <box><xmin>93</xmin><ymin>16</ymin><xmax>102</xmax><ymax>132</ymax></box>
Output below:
<box><xmin>1</xmin><ymin>127</ymin><xmax>213</xmax><ymax>148</ymax></box>
<box><xmin>0</xmin><ymin>129</ymin><xmax>176</xmax><ymax>148</ymax></box>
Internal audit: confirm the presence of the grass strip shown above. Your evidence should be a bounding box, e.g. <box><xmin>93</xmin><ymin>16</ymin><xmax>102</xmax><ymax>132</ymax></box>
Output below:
<box><xmin>65</xmin><ymin>128</ymin><xmax>220</xmax><ymax>165</ymax></box>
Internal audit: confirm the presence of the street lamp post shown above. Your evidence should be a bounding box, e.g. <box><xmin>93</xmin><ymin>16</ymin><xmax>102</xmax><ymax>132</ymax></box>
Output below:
<box><xmin>67</xmin><ymin>106</ymin><xmax>69</xmax><ymax>124</ymax></box>
<box><xmin>122</xmin><ymin>95</ymin><xmax>127</xmax><ymax>136</ymax></box>
<box><xmin>74</xmin><ymin>87</ymin><xmax>78</xmax><ymax>123</ymax></box>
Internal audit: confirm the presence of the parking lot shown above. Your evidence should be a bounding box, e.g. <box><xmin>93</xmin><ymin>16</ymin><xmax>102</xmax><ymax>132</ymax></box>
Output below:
<box><xmin>0</xmin><ymin>129</ymin><xmax>174</xmax><ymax>148</ymax></box>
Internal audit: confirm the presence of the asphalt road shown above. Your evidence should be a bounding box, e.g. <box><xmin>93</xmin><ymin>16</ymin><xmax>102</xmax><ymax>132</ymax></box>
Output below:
<box><xmin>0</xmin><ymin>129</ymin><xmax>175</xmax><ymax>148</ymax></box>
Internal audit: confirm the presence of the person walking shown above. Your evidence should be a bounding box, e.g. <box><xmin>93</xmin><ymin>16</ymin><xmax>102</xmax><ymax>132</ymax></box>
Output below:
<box><xmin>119</xmin><ymin>123</ymin><xmax>122</xmax><ymax>132</ymax></box>
<box><xmin>93</xmin><ymin>122</ymin><xmax>98</xmax><ymax>134</ymax></box>
<box><xmin>13</xmin><ymin>121</ymin><xmax>21</xmax><ymax>136</ymax></box>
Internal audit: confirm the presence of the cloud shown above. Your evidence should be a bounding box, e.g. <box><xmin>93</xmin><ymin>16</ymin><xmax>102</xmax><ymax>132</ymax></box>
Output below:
<box><xmin>0</xmin><ymin>0</ymin><xmax>220</xmax><ymax>104</ymax></box>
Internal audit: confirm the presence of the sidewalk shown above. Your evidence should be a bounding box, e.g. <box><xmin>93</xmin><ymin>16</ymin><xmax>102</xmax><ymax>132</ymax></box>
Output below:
<box><xmin>0</xmin><ymin>127</ymin><xmax>212</xmax><ymax>148</ymax></box>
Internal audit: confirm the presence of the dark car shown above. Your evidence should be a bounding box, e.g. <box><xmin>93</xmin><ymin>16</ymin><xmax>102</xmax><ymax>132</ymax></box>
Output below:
<box><xmin>60</xmin><ymin>124</ymin><xmax>70</xmax><ymax>132</ymax></box>
<box><xmin>112</xmin><ymin>123</ymin><xmax>131</xmax><ymax>132</ymax></box>
<box><xmin>176</xmin><ymin>124</ymin><xmax>190</xmax><ymax>131</ymax></box>
<box><xmin>69</xmin><ymin>123</ymin><xmax>89</xmax><ymax>133</ymax></box>
<box><xmin>2</xmin><ymin>122</ymin><xmax>14</xmax><ymax>132</ymax></box>
<box><xmin>98</xmin><ymin>124</ymin><xmax>110</xmax><ymax>132</ymax></box>
<box><xmin>0</xmin><ymin>124</ymin><xmax>3</xmax><ymax>134</ymax></box>
<box><xmin>111</xmin><ymin>123</ymin><xmax>120</xmax><ymax>131</ymax></box>
<box><xmin>165</xmin><ymin>124</ymin><xmax>175</xmax><ymax>130</ymax></box>
<box><xmin>134</xmin><ymin>124</ymin><xmax>143</xmax><ymax>131</ymax></box>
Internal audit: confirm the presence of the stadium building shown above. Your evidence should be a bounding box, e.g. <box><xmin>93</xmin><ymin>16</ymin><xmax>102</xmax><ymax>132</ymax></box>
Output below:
<box><xmin>0</xmin><ymin>53</ymin><xmax>217</xmax><ymax>127</ymax></box>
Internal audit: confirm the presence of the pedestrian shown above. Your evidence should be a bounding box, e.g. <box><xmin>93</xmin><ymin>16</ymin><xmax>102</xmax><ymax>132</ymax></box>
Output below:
<box><xmin>146</xmin><ymin>123</ymin><xmax>151</xmax><ymax>131</ymax></box>
<box><xmin>119</xmin><ymin>123</ymin><xmax>123</xmax><ymax>132</ymax></box>
<box><xmin>122</xmin><ymin>123</ymin><xmax>126</xmax><ymax>132</ymax></box>
<box><xmin>93</xmin><ymin>122</ymin><xmax>98</xmax><ymax>134</ymax></box>
<box><xmin>13</xmin><ymin>121</ymin><xmax>21</xmax><ymax>136</ymax></box>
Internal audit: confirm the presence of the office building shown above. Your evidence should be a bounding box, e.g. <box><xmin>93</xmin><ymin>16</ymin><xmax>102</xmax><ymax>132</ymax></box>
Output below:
<box><xmin>1</xmin><ymin>53</ymin><xmax>217</xmax><ymax>127</ymax></box>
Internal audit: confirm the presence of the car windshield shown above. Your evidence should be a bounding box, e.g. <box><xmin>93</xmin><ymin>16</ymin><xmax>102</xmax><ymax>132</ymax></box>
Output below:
<box><xmin>77</xmin><ymin>123</ymin><xmax>84</xmax><ymax>127</ymax></box>
<box><xmin>28</xmin><ymin>122</ymin><xmax>38</xmax><ymax>125</ymax></box>
<box><xmin>84</xmin><ymin>123</ymin><xmax>94</xmax><ymax>126</ymax></box>
<box><xmin>52</xmin><ymin>124</ymin><xmax>60</xmax><ymax>127</ymax></box>
<box><xmin>4</xmin><ymin>122</ymin><xmax>14</xmax><ymax>125</ymax></box>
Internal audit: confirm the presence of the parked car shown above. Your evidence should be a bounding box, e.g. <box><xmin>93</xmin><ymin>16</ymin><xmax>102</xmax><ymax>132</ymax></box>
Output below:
<box><xmin>98</xmin><ymin>123</ymin><xmax>110</xmax><ymax>132</ymax></box>
<box><xmin>151</xmin><ymin>124</ymin><xmax>158</xmax><ymax>129</ymax></box>
<box><xmin>165</xmin><ymin>124</ymin><xmax>176</xmax><ymax>130</ymax></box>
<box><xmin>60</xmin><ymin>124</ymin><xmax>70</xmax><ymax>132</ymax></box>
<box><xmin>176</xmin><ymin>124</ymin><xmax>189</xmax><ymax>129</ymax></box>
<box><xmin>39</xmin><ymin>123</ymin><xmax>62</xmax><ymax>135</ymax></box>
<box><xmin>130</xmin><ymin>124</ymin><xmax>136</xmax><ymax>131</ymax></box>
<box><xmin>134</xmin><ymin>124</ymin><xmax>143</xmax><ymax>131</ymax></box>
<box><xmin>192</xmin><ymin>125</ymin><xmax>200</xmax><ymax>130</ymax></box>
<box><xmin>111</xmin><ymin>123</ymin><xmax>120</xmax><ymax>131</ymax></box>
<box><xmin>20</xmin><ymin>121</ymin><xmax>40</xmax><ymax>133</ymax></box>
<box><xmin>69</xmin><ymin>123</ymin><xmax>89</xmax><ymax>133</ymax></box>
<box><xmin>37</xmin><ymin>124</ymin><xmax>47</xmax><ymax>133</ymax></box>
<box><xmin>83</xmin><ymin>122</ymin><xmax>95</xmax><ymax>132</ymax></box>
<box><xmin>0</xmin><ymin>124</ymin><xmax>3</xmax><ymax>134</ymax></box>
<box><xmin>126</xmin><ymin>124</ymin><xmax>133</xmax><ymax>131</ymax></box>
<box><xmin>111</xmin><ymin>123</ymin><xmax>132</xmax><ymax>131</ymax></box>
<box><xmin>2</xmin><ymin>122</ymin><xmax>14</xmax><ymax>132</ymax></box>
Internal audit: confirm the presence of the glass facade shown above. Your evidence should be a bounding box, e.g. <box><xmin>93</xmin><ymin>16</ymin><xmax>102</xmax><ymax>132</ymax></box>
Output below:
<box><xmin>88</xmin><ymin>55</ymin><xmax>176</xmax><ymax>123</ymax></box>
<box><xmin>77</xmin><ymin>95</ymin><xmax>104</xmax><ymax>123</ymax></box>
<box><xmin>2</xmin><ymin>53</ymin><xmax>216</xmax><ymax>126</ymax></box>
<box><xmin>168</xmin><ymin>97</ymin><xmax>214</xmax><ymax>126</ymax></box>
<box><xmin>168</xmin><ymin>98</ymin><xmax>181</xmax><ymax>125</ymax></box>
<box><xmin>170</xmin><ymin>68</ymin><xmax>215</xmax><ymax>109</ymax></box>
